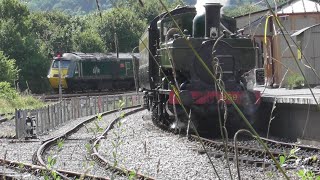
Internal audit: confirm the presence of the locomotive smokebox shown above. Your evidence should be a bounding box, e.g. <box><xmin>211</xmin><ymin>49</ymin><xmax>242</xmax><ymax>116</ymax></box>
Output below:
<box><xmin>204</xmin><ymin>3</ymin><xmax>222</xmax><ymax>38</ymax></box>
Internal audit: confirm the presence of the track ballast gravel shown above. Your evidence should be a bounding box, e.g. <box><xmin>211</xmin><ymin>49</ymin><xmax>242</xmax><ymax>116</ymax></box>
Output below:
<box><xmin>98</xmin><ymin>110</ymin><xmax>304</xmax><ymax>180</ymax></box>
<box><xmin>43</xmin><ymin>108</ymin><xmax>138</xmax><ymax>179</ymax></box>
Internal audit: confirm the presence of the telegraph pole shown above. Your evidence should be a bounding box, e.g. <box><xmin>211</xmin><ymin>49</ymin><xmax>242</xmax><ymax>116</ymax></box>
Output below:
<box><xmin>58</xmin><ymin>58</ymin><xmax>62</xmax><ymax>101</ymax></box>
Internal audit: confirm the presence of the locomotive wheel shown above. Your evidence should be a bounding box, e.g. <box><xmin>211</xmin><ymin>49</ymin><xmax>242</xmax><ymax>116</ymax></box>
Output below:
<box><xmin>151</xmin><ymin>100</ymin><xmax>159</xmax><ymax>125</ymax></box>
<box><xmin>150</xmin><ymin>93</ymin><xmax>172</xmax><ymax>130</ymax></box>
<box><xmin>151</xmin><ymin>100</ymin><xmax>168</xmax><ymax>130</ymax></box>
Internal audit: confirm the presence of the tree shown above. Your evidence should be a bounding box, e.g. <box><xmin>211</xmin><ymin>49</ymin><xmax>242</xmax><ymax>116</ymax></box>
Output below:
<box><xmin>92</xmin><ymin>8</ymin><xmax>147</xmax><ymax>52</ymax></box>
<box><xmin>0</xmin><ymin>0</ymin><xmax>53</xmax><ymax>93</ymax></box>
<box><xmin>223</xmin><ymin>4</ymin><xmax>263</xmax><ymax>17</ymax></box>
<box><xmin>27</xmin><ymin>11</ymin><xmax>75</xmax><ymax>53</ymax></box>
<box><xmin>0</xmin><ymin>51</ymin><xmax>19</xmax><ymax>84</ymax></box>
<box><xmin>72</xmin><ymin>28</ymin><xmax>106</xmax><ymax>53</ymax></box>
<box><xmin>0</xmin><ymin>0</ymin><xmax>29</xmax><ymax>32</ymax></box>
<box><xmin>115</xmin><ymin>0</ymin><xmax>182</xmax><ymax>23</ymax></box>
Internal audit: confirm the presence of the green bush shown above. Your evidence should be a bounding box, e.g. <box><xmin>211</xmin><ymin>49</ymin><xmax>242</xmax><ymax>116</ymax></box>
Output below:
<box><xmin>287</xmin><ymin>74</ymin><xmax>305</xmax><ymax>89</ymax></box>
<box><xmin>0</xmin><ymin>81</ymin><xmax>18</xmax><ymax>100</ymax></box>
<box><xmin>0</xmin><ymin>51</ymin><xmax>19</xmax><ymax>84</ymax></box>
<box><xmin>0</xmin><ymin>81</ymin><xmax>44</xmax><ymax>113</ymax></box>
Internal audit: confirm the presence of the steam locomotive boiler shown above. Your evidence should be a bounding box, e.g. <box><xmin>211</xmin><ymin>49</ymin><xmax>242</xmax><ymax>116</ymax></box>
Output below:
<box><xmin>138</xmin><ymin>3</ymin><xmax>261</xmax><ymax>134</ymax></box>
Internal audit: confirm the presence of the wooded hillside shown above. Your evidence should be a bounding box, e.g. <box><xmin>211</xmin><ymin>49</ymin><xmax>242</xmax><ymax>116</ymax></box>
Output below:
<box><xmin>21</xmin><ymin>0</ymin><xmax>197</xmax><ymax>15</ymax></box>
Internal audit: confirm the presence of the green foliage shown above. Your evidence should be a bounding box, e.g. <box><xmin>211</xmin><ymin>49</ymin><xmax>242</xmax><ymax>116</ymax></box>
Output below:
<box><xmin>287</xmin><ymin>73</ymin><xmax>305</xmax><ymax>89</ymax></box>
<box><xmin>97</xmin><ymin>113</ymin><xmax>102</xmax><ymax>121</ymax></box>
<box><xmin>92</xmin><ymin>8</ymin><xmax>147</xmax><ymax>52</ymax></box>
<box><xmin>21</xmin><ymin>0</ymin><xmax>191</xmax><ymax>16</ymax></box>
<box><xmin>72</xmin><ymin>28</ymin><xmax>105</xmax><ymax>53</ymax></box>
<box><xmin>88</xmin><ymin>113</ymin><xmax>104</xmax><ymax>138</ymax></box>
<box><xmin>18</xmin><ymin>162</ymin><xmax>25</xmax><ymax>169</ymax></box>
<box><xmin>0</xmin><ymin>0</ymin><xmax>51</xmax><ymax>93</ymax></box>
<box><xmin>0</xmin><ymin>82</ymin><xmax>44</xmax><ymax>113</ymax></box>
<box><xmin>0</xmin><ymin>0</ymin><xmax>29</xmax><ymax>32</ymax></box>
<box><xmin>0</xmin><ymin>52</ymin><xmax>19</xmax><ymax>84</ymax></box>
<box><xmin>47</xmin><ymin>155</ymin><xmax>57</xmax><ymax>169</ymax></box>
<box><xmin>0</xmin><ymin>82</ymin><xmax>18</xmax><ymax>100</ymax></box>
<box><xmin>0</xmin><ymin>0</ymin><xmax>181</xmax><ymax>94</ymax></box>
<box><xmin>23</xmin><ymin>0</ymin><xmax>111</xmax><ymax>15</ymax></box>
<box><xmin>27</xmin><ymin>11</ymin><xmax>75</xmax><ymax>53</ymax></box>
<box><xmin>57</xmin><ymin>139</ymin><xmax>64</xmax><ymax>150</ymax></box>
<box><xmin>128</xmin><ymin>170</ymin><xmax>137</xmax><ymax>180</ymax></box>
<box><xmin>85</xmin><ymin>143</ymin><xmax>92</xmax><ymax>153</ymax></box>
<box><xmin>223</xmin><ymin>4</ymin><xmax>263</xmax><ymax>17</ymax></box>
<box><xmin>46</xmin><ymin>155</ymin><xmax>61</xmax><ymax>180</ymax></box>
<box><xmin>279</xmin><ymin>147</ymin><xmax>300</xmax><ymax>167</ymax></box>
<box><xmin>297</xmin><ymin>169</ymin><xmax>320</xmax><ymax>180</ymax></box>
<box><xmin>0</xmin><ymin>19</ymin><xmax>25</xmax><ymax>59</ymax></box>
<box><xmin>115</xmin><ymin>0</ymin><xmax>182</xmax><ymax>23</ymax></box>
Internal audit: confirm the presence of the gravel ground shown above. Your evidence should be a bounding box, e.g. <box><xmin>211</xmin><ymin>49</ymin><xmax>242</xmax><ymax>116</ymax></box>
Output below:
<box><xmin>0</xmin><ymin>108</ymin><xmax>138</xmax><ymax>179</ymax></box>
<box><xmin>0</xmin><ymin>118</ymin><xmax>15</xmax><ymax>137</ymax></box>
<box><xmin>0</xmin><ymin>165</ymin><xmax>42</xmax><ymax>180</ymax></box>
<box><xmin>42</xmin><ymin>108</ymin><xmax>140</xmax><ymax>179</ymax></box>
<box><xmin>0</xmin><ymin>107</ymin><xmax>314</xmax><ymax>179</ymax></box>
<box><xmin>0</xmin><ymin>140</ymin><xmax>39</xmax><ymax>164</ymax></box>
<box><xmin>98</xmin><ymin>109</ymin><xmax>302</xmax><ymax>180</ymax></box>
<box><xmin>224</xmin><ymin>137</ymin><xmax>320</xmax><ymax>164</ymax></box>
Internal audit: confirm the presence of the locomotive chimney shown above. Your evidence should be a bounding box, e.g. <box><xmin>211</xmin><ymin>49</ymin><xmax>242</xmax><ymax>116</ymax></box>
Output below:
<box><xmin>204</xmin><ymin>3</ymin><xmax>222</xmax><ymax>38</ymax></box>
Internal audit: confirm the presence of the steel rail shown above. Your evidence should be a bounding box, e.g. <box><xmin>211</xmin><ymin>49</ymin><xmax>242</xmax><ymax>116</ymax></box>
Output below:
<box><xmin>190</xmin><ymin>135</ymin><xmax>320</xmax><ymax>170</ymax></box>
<box><xmin>0</xmin><ymin>158</ymin><xmax>109</xmax><ymax>179</ymax></box>
<box><xmin>92</xmin><ymin>107</ymin><xmax>156</xmax><ymax>180</ymax></box>
<box><xmin>36</xmin><ymin>105</ymin><xmax>154</xmax><ymax>179</ymax></box>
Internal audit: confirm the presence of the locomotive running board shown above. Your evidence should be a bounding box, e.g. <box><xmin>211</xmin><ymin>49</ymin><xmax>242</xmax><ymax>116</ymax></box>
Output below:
<box><xmin>157</xmin><ymin>89</ymin><xmax>171</xmax><ymax>95</ymax></box>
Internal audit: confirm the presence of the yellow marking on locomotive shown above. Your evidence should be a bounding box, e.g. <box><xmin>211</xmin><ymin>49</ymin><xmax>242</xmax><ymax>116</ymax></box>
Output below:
<box><xmin>221</xmin><ymin>93</ymin><xmax>238</xmax><ymax>101</ymax></box>
<box><xmin>47</xmin><ymin>68</ymin><xmax>68</xmax><ymax>89</ymax></box>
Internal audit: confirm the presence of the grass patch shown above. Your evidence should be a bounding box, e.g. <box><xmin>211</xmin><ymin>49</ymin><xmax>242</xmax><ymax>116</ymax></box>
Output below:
<box><xmin>287</xmin><ymin>73</ymin><xmax>305</xmax><ymax>89</ymax></box>
<box><xmin>0</xmin><ymin>82</ymin><xmax>44</xmax><ymax>114</ymax></box>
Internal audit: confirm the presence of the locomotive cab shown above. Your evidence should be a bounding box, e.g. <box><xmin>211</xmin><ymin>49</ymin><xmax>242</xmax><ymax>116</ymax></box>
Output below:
<box><xmin>47</xmin><ymin>57</ymin><xmax>70</xmax><ymax>91</ymax></box>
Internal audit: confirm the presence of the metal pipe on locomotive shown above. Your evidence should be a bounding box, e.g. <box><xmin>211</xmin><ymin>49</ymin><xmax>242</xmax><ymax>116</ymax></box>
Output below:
<box><xmin>137</xmin><ymin>3</ymin><xmax>261</xmax><ymax>134</ymax></box>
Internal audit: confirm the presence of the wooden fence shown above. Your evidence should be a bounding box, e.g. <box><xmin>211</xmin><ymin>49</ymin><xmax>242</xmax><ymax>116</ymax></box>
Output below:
<box><xmin>15</xmin><ymin>93</ymin><xmax>143</xmax><ymax>139</ymax></box>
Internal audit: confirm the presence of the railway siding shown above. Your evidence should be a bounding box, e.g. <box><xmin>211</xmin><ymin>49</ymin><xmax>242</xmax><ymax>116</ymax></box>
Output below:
<box><xmin>14</xmin><ymin>93</ymin><xmax>143</xmax><ymax>139</ymax></box>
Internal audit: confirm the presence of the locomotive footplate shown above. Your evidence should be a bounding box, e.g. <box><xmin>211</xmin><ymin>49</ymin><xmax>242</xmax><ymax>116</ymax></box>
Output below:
<box><xmin>168</xmin><ymin>90</ymin><xmax>261</xmax><ymax>106</ymax></box>
<box><xmin>165</xmin><ymin>90</ymin><xmax>261</xmax><ymax>134</ymax></box>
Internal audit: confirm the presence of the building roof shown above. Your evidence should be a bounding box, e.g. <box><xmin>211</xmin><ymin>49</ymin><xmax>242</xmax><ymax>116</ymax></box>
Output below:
<box><xmin>235</xmin><ymin>0</ymin><xmax>320</xmax><ymax>18</ymax></box>
<box><xmin>291</xmin><ymin>23</ymin><xmax>320</xmax><ymax>36</ymax></box>
<box><xmin>278</xmin><ymin>0</ymin><xmax>320</xmax><ymax>14</ymax></box>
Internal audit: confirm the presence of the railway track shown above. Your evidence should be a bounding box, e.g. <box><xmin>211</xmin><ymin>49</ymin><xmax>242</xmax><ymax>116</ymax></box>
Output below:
<box><xmin>0</xmin><ymin>113</ymin><xmax>14</xmax><ymax>124</ymax></box>
<box><xmin>35</xmin><ymin>106</ymin><xmax>154</xmax><ymax>179</ymax></box>
<box><xmin>189</xmin><ymin>134</ymin><xmax>320</xmax><ymax>174</ymax></box>
<box><xmin>92</xmin><ymin>108</ymin><xmax>155</xmax><ymax>180</ymax></box>
<box><xmin>0</xmin><ymin>158</ymin><xmax>109</xmax><ymax>179</ymax></box>
<box><xmin>0</xmin><ymin>113</ymin><xmax>16</xmax><ymax>139</ymax></box>
<box><xmin>150</xmin><ymin>113</ymin><xmax>320</xmax><ymax>177</ymax></box>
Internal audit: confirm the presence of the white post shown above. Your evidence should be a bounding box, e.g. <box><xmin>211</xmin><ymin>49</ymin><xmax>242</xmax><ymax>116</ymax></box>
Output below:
<box><xmin>58</xmin><ymin>59</ymin><xmax>62</xmax><ymax>102</ymax></box>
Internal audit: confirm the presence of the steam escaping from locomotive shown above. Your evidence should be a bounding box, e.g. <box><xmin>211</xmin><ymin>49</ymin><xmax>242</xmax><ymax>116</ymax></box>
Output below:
<box><xmin>195</xmin><ymin>0</ymin><xmax>230</xmax><ymax>14</ymax></box>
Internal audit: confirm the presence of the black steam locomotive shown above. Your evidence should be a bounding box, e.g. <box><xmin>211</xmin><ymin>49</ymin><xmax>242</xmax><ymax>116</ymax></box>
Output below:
<box><xmin>138</xmin><ymin>3</ymin><xmax>261</xmax><ymax>134</ymax></box>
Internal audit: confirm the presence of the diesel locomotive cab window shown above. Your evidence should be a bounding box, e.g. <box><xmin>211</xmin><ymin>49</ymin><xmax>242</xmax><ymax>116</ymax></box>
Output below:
<box><xmin>52</xmin><ymin>60</ymin><xmax>70</xmax><ymax>68</ymax></box>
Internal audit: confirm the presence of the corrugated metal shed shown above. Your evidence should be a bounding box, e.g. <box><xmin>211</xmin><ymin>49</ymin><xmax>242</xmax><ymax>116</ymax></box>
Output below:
<box><xmin>236</xmin><ymin>0</ymin><xmax>320</xmax><ymax>29</ymax></box>
<box><xmin>235</xmin><ymin>0</ymin><xmax>320</xmax><ymax>86</ymax></box>
<box><xmin>278</xmin><ymin>0</ymin><xmax>320</xmax><ymax>13</ymax></box>
<box><xmin>292</xmin><ymin>23</ymin><xmax>320</xmax><ymax>85</ymax></box>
